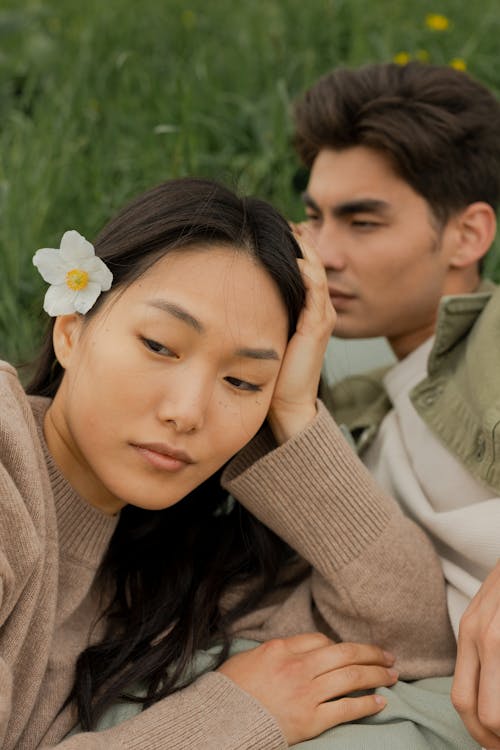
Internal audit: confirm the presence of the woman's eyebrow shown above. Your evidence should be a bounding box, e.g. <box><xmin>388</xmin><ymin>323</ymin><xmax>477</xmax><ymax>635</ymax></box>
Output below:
<box><xmin>145</xmin><ymin>300</ymin><xmax>280</xmax><ymax>361</ymax></box>
<box><xmin>146</xmin><ymin>300</ymin><xmax>204</xmax><ymax>333</ymax></box>
<box><xmin>235</xmin><ymin>347</ymin><xmax>280</xmax><ymax>361</ymax></box>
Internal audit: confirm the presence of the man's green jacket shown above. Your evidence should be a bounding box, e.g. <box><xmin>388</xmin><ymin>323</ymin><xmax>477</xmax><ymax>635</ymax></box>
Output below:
<box><xmin>320</xmin><ymin>281</ymin><xmax>500</xmax><ymax>495</ymax></box>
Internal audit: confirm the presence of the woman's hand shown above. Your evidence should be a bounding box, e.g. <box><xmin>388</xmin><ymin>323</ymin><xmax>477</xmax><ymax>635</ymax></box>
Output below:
<box><xmin>268</xmin><ymin>228</ymin><xmax>336</xmax><ymax>444</ymax></box>
<box><xmin>218</xmin><ymin>632</ymin><xmax>396</xmax><ymax>746</ymax></box>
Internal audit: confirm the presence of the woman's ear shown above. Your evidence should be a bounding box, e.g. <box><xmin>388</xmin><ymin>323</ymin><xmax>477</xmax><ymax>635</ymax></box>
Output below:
<box><xmin>448</xmin><ymin>202</ymin><xmax>497</xmax><ymax>269</ymax></box>
<box><xmin>52</xmin><ymin>314</ymin><xmax>83</xmax><ymax>368</ymax></box>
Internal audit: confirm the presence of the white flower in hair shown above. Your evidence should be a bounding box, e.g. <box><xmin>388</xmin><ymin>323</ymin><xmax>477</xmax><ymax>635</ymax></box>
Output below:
<box><xmin>33</xmin><ymin>230</ymin><xmax>113</xmax><ymax>316</ymax></box>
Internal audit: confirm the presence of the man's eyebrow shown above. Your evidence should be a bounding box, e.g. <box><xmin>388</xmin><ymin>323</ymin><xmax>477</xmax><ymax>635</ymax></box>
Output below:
<box><xmin>332</xmin><ymin>199</ymin><xmax>391</xmax><ymax>217</ymax></box>
<box><xmin>146</xmin><ymin>300</ymin><xmax>204</xmax><ymax>333</ymax></box>
<box><xmin>301</xmin><ymin>191</ymin><xmax>320</xmax><ymax>211</ymax></box>
<box><xmin>301</xmin><ymin>192</ymin><xmax>391</xmax><ymax>217</ymax></box>
<box><xmin>235</xmin><ymin>347</ymin><xmax>280</xmax><ymax>362</ymax></box>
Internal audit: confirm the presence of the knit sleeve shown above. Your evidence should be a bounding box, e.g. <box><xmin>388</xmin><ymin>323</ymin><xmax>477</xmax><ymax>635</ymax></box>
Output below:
<box><xmin>43</xmin><ymin>673</ymin><xmax>286</xmax><ymax>750</ymax></box>
<box><xmin>0</xmin><ymin>365</ymin><xmax>46</xmax><ymax>749</ymax></box>
<box><xmin>222</xmin><ymin>401</ymin><xmax>456</xmax><ymax>680</ymax></box>
<box><xmin>0</xmin><ymin>656</ymin><xmax>13</xmax><ymax>748</ymax></box>
<box><xmin>0</xmin><ymin>452</ymin><xmax>31</xmax><ymax>748</ymax></box>
<box><xmin>0</xmin><ymin>541</ymin><xmax>14</xmax><ymax>748</ymax></box>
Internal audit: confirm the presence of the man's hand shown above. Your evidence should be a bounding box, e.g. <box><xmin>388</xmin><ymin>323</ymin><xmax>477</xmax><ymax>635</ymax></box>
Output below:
<box><xmin>267</xmin><ymin>228</ymin><xmax>336</xmax><ymax>444</ymax></box>
<box><xmin>452</xmin><ymin>560</ymin><xmax>500</xmax><ymax>749</ymax></box>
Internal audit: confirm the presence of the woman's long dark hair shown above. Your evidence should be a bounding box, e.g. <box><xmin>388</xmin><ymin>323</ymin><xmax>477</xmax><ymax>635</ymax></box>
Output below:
<box><xmin>27</xmin><ymin>178</ymin><xmax>306</xmax><ymax>729</ymax></box>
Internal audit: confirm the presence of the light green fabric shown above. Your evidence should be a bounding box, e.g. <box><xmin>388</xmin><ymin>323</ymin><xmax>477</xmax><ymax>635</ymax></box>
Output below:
<box><xmin>295</xmin><ymin>676</ymin><xmax>478</xmax><ymax>749</ymax></box>
<box><xmin>85</xmin><ymin>639</ymin><xmax>478</xmax><ymax>749</ymax></box>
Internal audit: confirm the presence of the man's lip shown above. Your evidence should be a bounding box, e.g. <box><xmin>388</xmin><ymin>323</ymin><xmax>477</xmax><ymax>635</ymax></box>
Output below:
<box><xmin>132</xmin><ymin>442</ymin><xmax>195</xmax><ymax>464</ymax></box>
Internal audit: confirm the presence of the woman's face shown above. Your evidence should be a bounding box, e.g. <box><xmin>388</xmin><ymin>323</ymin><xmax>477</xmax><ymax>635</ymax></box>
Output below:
<box><xmin>45</xmin><ymin>245</ymin><xmax>289</xmax><ymax>515</ymax></box>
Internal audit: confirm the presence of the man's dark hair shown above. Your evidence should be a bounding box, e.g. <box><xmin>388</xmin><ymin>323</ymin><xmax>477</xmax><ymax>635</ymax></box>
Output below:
<box><xmin>294</xmin><ymin>62</ymin><xmax>500</xmax><ymax>225</ymax></box>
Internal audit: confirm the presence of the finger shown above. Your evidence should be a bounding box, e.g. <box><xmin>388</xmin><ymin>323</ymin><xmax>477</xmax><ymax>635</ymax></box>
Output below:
<box><xmin>304</xmin><ymin>642</ymin><xmax>395</xmax><ymax>677</ymax></box>
<box><xmin>451</xmin><ymin>633</ymin><xmax>483</xmax><ymax>744</ymax></box>
<box><xmin>296</xmin><ymin>257</ymin><xmax>335</xmax><ymax>333</ymax></box>
<box><xmin>477</xmin><ymin>636</ymin><xmax>500</xmax><ymax>737</ymax></box>
<box><xmin>290</xmin><ymin>220</ymin><xmax>316</xmax><ymax>250</ymax></box>
<box><xmin>312</xmin><ymin>693</ymin><xmax>387</xmax><ymax>736</ymax></box>
<box><xmin>297</xmin><ymin>261</ymin><xmax>329</xmax><ymax>302</ymax></box>
<box><xmin>281</xmin><ymin>632</ymin><xmax>333</xmax><ymax>655</ymax></box>
<box><xmin>295</xmin><ymin>244</ymin><xmax>329</xmax><ymax>284</ymax></box>
<box><xmin>293</xmin><ymin>229</ymin><xmax>322</xmax><ymax>264</ymax></box>
<box><xmin>313</xmin><ymin>664</ymin><xmax>398</xmax><ymax>703</ymax></box>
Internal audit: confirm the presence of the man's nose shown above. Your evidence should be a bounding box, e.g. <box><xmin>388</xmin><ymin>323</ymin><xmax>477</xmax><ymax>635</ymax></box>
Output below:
<box><xmin>315</xmin><ymin>224</ymin><xmax>347</xmax><ymax>272</ymax></box>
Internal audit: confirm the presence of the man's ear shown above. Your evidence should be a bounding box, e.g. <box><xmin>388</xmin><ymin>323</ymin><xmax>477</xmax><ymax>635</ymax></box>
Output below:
<box><xmin>448</xmin><ymin>202</ymin><xmax>496</xmax><ymax>269</ymax></box>
<box><xmin>52</xmin><ymin>314</ymin><xmax>83</xmax><ymax>368</ymax></box>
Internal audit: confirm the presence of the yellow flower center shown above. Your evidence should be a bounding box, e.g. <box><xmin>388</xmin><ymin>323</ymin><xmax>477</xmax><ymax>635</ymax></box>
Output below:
<box><xmin>66</xmin><ymin>268</ymin><xmax>89</xmax><ymax>291</ymax></box>
<box><xmin>393</xmin><ymin>52</ymin><xmax>411</xmax><ymax>66</ymax></box>
<box><xmin>425</xmin><ymin>13</ymin><xmax>450</xmax><ymax>31</ymax></box>
<box><xmin>450</xmin><ymin>58</ymin><xmax>467</xmax><ymax>71</ymax></box>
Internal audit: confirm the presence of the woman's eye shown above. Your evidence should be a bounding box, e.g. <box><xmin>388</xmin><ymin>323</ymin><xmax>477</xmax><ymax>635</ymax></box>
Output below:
<box><xmin>225</xmin><ymin>376</ymin><xmax>261</xmax><ymax>392</ymax></box>
<box><xmin>142</xmin><ymin>338</ymin><xmax>177</xmax><ymax>357</ymax></box>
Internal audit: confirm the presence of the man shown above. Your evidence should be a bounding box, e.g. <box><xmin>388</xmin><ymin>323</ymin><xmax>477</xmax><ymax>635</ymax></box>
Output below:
<box><xmin>293</xmin><ymin>61</ymin><xmax>500</xmax><ymax>749</ymax></box>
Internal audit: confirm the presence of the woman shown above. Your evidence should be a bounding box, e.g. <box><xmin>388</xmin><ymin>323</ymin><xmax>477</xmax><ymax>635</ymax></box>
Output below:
<box><xmin>0</xmin><ymin>178</ymin><xmax>454</xmax><ymax>749</ymax></box>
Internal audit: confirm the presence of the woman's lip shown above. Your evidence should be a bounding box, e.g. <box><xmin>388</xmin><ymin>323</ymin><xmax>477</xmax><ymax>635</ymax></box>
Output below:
<box><xmin>132</xmin><ymin>443</ymin><xmax>194</xmax><ymax>471</ymax></box>
<box><xmin>328</xmin><ymin>287</ymin><xmax>355</xmax><ymax>299</ymax></box>
<box><xmin>135</xmin><ymin>442</ymin><xmax>194</xmax><ymax>463</ymax></box>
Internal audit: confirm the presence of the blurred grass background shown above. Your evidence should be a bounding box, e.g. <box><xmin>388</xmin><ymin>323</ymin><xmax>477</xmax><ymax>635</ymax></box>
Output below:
<box><xmin>1</xmin><ymin>0</ymin><xmax>500</xmax><ymax>364</ymax></box>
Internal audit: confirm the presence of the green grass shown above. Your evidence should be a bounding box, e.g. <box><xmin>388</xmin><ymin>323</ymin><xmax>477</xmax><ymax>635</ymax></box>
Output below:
<box><xmin>1</xmin><ymin>0</ymin><xmax>500</xmax><ymax>364</ymax></box>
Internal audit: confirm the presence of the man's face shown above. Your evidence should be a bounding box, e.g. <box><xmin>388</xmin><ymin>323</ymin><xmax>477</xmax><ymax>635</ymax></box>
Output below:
<box><xmin>302</xmin><ymin>146</ymin><xmax>457</xmax><ymax>358</ymax></box>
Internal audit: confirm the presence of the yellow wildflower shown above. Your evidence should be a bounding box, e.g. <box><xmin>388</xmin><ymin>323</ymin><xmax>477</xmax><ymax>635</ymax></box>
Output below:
<box><xmin>393</xmin><ymin>52</ymin><xmax>411</xmax><ymax>65</ymax></box>
<box><xmin>416</xmin><ymin>49</ymin><xmax>430</xmax><ymax>63</ymax></box>
<box><xmin>450</xmin><ymin>58</ymin><xmax>467</xmax><ymax>71</ymax></box>
<box><xmin>425</xmin><ymin>13</ymin><xmax>450</xmax><ymax>31</ymax></box>
<box><xmin>181</xmin><ymin>10</ymin><xmax>196</xmax><ymax>30</ymax></box>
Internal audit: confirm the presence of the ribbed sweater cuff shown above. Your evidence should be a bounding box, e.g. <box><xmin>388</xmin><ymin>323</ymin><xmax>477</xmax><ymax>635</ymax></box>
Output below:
<box><xmin>80</xmin><ymin>672</ymin><xmax>286</xmax><ymax>750</ymax></box>
<box><xmin>223</xmin><ymin>401</ymin><xmax>392</xmax><ymax>570</ymax></box>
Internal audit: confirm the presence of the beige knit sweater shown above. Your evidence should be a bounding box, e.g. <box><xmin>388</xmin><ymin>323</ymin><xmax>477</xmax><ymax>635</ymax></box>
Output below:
<box><xmin>0</xmin><ymin>361</ymin><xmax>455</xmax><ymax>750</ymax></box>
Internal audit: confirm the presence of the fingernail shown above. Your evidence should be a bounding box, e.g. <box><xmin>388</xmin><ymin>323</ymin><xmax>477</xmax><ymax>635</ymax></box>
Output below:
<box><xmin>374</xmin><ymin>695</ymin><xmax>387</xmax><ymax>707</ymax></box>
<box><xmin>387</xmin><ymin>668</ymin><xmax>399</xmax><ymax>680</ymax></box>
<box><xmin>383</xmin><ymin>650</ymin><xmax>395</xmax><ymax>664</ymax></box>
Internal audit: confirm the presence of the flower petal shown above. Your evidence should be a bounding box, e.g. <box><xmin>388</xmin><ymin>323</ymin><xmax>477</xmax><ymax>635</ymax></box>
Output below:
<box><xmin>73</xmin><ymin>282</ymin><xmax>102</xmax><ymax>314</ymax></box>
<box><xmin>33</xmin><ymin>248</ymin><xmax>68</xmax><ymax>284</ymax></box>
<box><xmin>60</xmin><ymin>230</ymin><xmax>96</xmax><ymax>263</ymax></box>
<box><xmin>43</xmin><ymin>284</ymin><xmax>78</xmax><ymax>316</ymax></box>
<box><xmin>81</xmin><ymin>256</ymin><xmax>113</xmax><ymax>290</ymax></box>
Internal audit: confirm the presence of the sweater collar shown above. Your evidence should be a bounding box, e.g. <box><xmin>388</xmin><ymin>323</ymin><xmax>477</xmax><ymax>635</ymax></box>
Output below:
<box><xmin>29</xmin><ymin>395</ymin><xmax>118</xmax><ymax>564</ymax></box>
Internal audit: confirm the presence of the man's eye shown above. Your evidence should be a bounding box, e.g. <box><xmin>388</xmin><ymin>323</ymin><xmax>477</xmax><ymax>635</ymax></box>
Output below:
<box><xmin>142</xmin><ymin>338</ymin><xmax>177</xmax><ymax>357</ymax></box>
<box><xmin>225</xmin><ymin>376</ymin><xmax>261</xmax><ymax>392</ymax></box>
<box><xmin>305</xmin><ymin>211</ymin><xmax>321</xmax><ymax>222</ymax></box>
<box><xmin>351</xmin><ymin>219</ymin><xmax>381</xmax><ymax>229</ymax></box>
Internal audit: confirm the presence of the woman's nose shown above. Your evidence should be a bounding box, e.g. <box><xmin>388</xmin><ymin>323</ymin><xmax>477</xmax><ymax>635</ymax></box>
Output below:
<box><xmin>158</xmin><ymin>375</ymin><xmax>213</xmax><ymax>433</ymax></box>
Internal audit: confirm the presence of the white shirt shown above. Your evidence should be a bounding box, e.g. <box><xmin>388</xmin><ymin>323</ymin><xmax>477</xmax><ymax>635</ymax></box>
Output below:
<box><xmin>363</xmin><ymin>338</ymin><xmax>500</xmax><ymax>636</ymax></box>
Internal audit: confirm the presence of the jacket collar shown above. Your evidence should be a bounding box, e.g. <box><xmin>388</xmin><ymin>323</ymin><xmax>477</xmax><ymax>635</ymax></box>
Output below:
<box><xmin>427</xmin><ymin>279</ymin><xmax>496</xmax><ymax>376</ymax></box>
